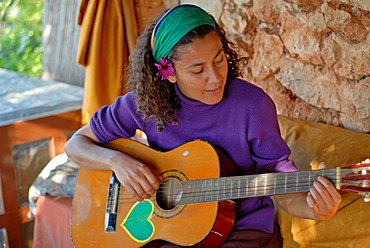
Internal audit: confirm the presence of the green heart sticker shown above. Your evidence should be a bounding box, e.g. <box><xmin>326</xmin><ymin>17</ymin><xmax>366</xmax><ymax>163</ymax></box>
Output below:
<box><xmin>121</xmin><ymin>200</ymin><xmax>155</xmax><ymax>243</ymax></box>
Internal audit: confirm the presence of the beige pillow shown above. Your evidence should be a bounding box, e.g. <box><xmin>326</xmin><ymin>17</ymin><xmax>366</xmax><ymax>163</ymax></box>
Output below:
<box><xmin>276</xmin><ymin>115</ymin><xmax>370</xmax><ymax>248</ymax></box>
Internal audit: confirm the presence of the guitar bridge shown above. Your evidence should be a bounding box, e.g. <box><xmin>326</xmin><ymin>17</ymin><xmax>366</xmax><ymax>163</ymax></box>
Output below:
<box><xmin>105</xmin><ymin>172</ymin><xmax>120</xmax><ymax>232</ymax></box>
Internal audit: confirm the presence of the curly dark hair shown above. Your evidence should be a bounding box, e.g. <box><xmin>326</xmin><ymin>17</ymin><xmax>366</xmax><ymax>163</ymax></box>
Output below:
<box><xmin>126</xmin><ymin>9</ymin><xmax>246</xmax><ymax>132</ymax></box>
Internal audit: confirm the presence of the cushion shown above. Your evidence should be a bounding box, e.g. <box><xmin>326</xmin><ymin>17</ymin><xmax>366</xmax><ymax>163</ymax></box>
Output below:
<box><xmin>28</xmin><ymin>153</ymin><xmax>79</xmax><ymax>218</ymax></box>
<box><xmin>276</xmin><ymin>115</ymin><xmax>370</xmax><ymax>248</ymax></box>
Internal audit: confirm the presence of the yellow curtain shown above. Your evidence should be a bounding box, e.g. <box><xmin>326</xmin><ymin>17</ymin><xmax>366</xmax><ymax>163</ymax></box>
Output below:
<box><xmin>77</xmin><ymin>0</ymin><xmax>138</xmax><ymax>125</ymax></box>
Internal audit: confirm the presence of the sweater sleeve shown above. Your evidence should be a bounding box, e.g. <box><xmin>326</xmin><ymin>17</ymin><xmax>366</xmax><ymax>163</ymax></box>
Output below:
<box><xmin>247</xmin><ymin>94</ymin><xmax>299</xmax><ymax>173</ymax></box>
<box><xmin>90</xmin><ymin>93</ymin><xmax>142</xmax><ymax>143</ymax></box>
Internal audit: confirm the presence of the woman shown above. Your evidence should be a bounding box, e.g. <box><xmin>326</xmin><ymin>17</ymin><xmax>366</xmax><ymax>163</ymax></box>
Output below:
<box><xmin>65</xmin><ymin>4</ymin><xmax>341</xmax><ymax>247</ymax></box>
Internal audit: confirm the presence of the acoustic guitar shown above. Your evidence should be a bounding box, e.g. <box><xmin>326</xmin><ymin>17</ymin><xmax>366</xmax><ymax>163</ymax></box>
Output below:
<box><xmin>71</xmin><ymin>138</ymin><xmax>370</xmax><ymax>248</ymax></box>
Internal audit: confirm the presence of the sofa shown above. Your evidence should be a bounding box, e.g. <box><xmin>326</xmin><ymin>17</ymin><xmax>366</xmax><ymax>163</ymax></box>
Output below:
<box><xmin>31</xmin><ymin>115</ymin><xmax>370</xmax><ymax>247</ymax></box>
<box><xmin>276</xmin><ymin>115</ymin><xmax>370</xmax><ymax>248</ymax></box>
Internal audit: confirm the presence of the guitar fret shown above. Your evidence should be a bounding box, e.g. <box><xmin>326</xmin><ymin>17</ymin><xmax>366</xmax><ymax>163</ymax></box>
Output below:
<box><xmin>198</xmin><ymin>180</ymin><xmax>202</xmax><ymax>203</ymax></box>
<box><xmin>226</xmin><ymin>178</ymin><xmax>229</xmax><ymax>199</ymax></box>
<box><xmin>208</xmin><ymin>179</ymin><xmax>213</xmax><ymax>202</ymax></box>
<box><xmin>221</xmin><ymin>178</ymin><xmax>225</xmax><ymax>200</ymax></box>
<box><xmin>210</xmin><ymin>179</ymin><xmax>216</xmax><ymax>202</ymax></box>
<box><xmin>195</xmin><ymin>180</ymin><xmax>201</xmax><ymax>203</ymax></box>
<box><xmin>190</xmin><ymin>181</ymin><xmax>195</xmax><ymax>204</ymax></box>
<box><xmin>210</xmin><ymin>179</ymin><xmax>215</xmax><ymax>202</ymax></box>
<box><xmin>253</xmin><ymin>174</ymin><xmax>273</xmax><ymax>196</ymax></box>
<box><xmin>238</xmin><ymin>177</ymin><xmax>241</xmax><ymax>198</ymax></box>
<box><xmin>274</xmin><ymin>173</ymin><xmax>285</xmax><ymax>194</ymax></box>
<box><xmin>224</xmin><ymin>178</ymin><xmax>228</xmax><ymax>200</ymax></box>
<box><xmin>254</xmin><ymin>175</ymin><xmax>260</xmax><ymax>196</ymax></box>
<box><xmin>199</xmin><ymin>180</ymin><xmax>203</xmax><ymax>203</ymax></box>
<box><xmin>254</xmin><ymin>175</ymin><xmax>258</xmax><ymax>197</ymax></box>
<box><xmin>193</xmin><ymin>180</ymin><xmax>197</xmax><ymax>203</ymax></box>
<box><xmin>188</xmin><ymin>181</ymin><xmax>192</xmax><ymax>204</ymax></box>
<box><xmin>184</xmin><ymin>181</ymin><xmax>189</xmax><ymax>204</ymax></box>
<box><xmin>285</xmin><ymin>173</ymin><xmax>287</xmax><ymax>193</ymax></box>
<box><xmin>296</xmin><ymin>171</ymin><xmax>298</xmax><ymax>193</ymax></box>
<box><xmin>193</xmin><ymin>180</ymin><xmax>199</xmax><ymax>203</ymax></box>
<box><xmin>223</xmin><ymin>178</ymin><xmax>227</xmax><ymax>200</ymax></box>
<box><xmin>229</xmin><ymin>178</ymin><xmax>233</xmax><ymax>199</ymax></box>
<box><xmin>245</xmin><ymin>176</ymin><xmax>251</xmax><ymax>197</ymax></box>
<box><xmin>225</xmin><ymin>178</ymin><xmax>231</xmax><ymax>200</ymax></box>
<box><xmin>199</xmin><ymin>180</ymin><xmax>204</xmax><ymax>203</ymax></box>
<box><xmin>232</xmin><ymin>177</ymin><xmax>240</xmax><ymax>199</ymax></box>
<box><xmin>246</xmin><ymin>176</ymin><xmax>249</xmax><ymax>197</ymax></box>
<box><xmin>310</xmin><ymin>170</ymin><xmax>320</xmax><ymax>184</ymax></box>
<box><xmin>285</xmin><ymin>173</ymin><xmax>296</xmax><ymax>193</ymax></box>
<box><xmin>185</xmin><ymin>181</ymin><xmax>190</xmax><ymax>204</ymax></box>
<box><xmin>265</xmin><ymin>174</ymin><xmax>274</xmax><ymax>195</ymax></box>
<box><xmin>202</xmin><ymin>179</ymin><xmax>207</xmax><ymax>202</ymax></box>
<box><xmin>215</xmin><ymin>178</ymin><xmax>220</xmax><ymax>201</ymax></box>
<box><xmin>238</xmin><ymin>177</ymin><xmax>244</xmax><ymax>198</ymax></box>
<box><xmin>204</xmin><ymin>179</ymin><xmax>209</xmax><ymax>202</ymax></box>
<box><xmin>226</xmin><ymin>178</ymin><xmax>230</xmax><ymax>199</ymax></box>
<box><xmin>206</xmin><ymin>179</ymin><xmax>210</xmax><ymax>202</ymax></box>
<box><xmin>180</xmin><ymin>181</ymin><xmax>187</xmax><ymax>205</ymax></box>
<box><xmin>194</xmin><ymin>180</ymin><xmax>197</xmax><ymax>203</ymax></box>
<box><xmin>217</xmin><ymin>178</ymin><xmax>220</xmax><ymax>201</ymax></box>
<box><xmin>297</xmin><ymin>172</ymin><xmax>308</xmax><ymax>192</ymax></box>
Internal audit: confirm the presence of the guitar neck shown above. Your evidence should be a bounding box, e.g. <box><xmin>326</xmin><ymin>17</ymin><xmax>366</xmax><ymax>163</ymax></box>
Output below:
<box><xmin>178</xmin><ymin>168</ymin><xmax>341</xmax><ymax>205</ymax></box>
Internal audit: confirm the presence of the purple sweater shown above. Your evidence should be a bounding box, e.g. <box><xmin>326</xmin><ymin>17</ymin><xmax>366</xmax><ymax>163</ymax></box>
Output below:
<box><xmin>90</xmin><ymin>78</ymin><xmax>298</xmax><ymax>233</ymax></box>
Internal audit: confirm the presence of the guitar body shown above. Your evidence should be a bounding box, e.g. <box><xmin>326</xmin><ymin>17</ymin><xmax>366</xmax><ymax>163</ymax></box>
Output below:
<box><xmin>71</xmin><ymin>139</ymin><xmax>236</xmax><ymax>248</ymax></box>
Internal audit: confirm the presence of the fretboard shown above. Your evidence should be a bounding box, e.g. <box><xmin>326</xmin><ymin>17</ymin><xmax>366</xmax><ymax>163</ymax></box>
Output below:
<box><xmin>178</xmin><ymin>168</ymin><xmax>341</xmax><ymax>205</ymax></box>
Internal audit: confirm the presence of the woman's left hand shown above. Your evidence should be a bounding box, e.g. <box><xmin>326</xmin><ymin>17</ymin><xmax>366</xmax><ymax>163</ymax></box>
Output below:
<box><xmin>306</xmin><ymin>162</ymin><xmax>342</xmax><ymax>221</ymax></box>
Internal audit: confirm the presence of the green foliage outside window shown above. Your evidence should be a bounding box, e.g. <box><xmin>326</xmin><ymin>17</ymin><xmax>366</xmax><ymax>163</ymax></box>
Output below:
<box><xmin>0</xmin><ymin>0</ymin><xmax>43</xmax><ymax>77</ymax></box>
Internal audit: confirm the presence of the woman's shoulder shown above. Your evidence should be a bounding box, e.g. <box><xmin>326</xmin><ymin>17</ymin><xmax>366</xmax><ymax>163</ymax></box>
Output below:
<box><xmin>99</xmin><ymin>91</ymin><xmax>141</xmax><ymax>121</ymax></box>
<box><xmin>112</xmin><ymin>91</ymin><xmax>137</xmax><ymax>108</ymax></box>
<box><xmin>227</xmin><ymin>77</ymin><xmax>269</xmax><ymax>103</ymax></box>
<box><xmin>117</xmin><ymin>91</ymin><xmax>136</xmax><ymax>101</ymax></box>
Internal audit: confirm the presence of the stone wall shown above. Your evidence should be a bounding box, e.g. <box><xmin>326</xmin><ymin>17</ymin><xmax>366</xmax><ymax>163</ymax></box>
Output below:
<box><xmin>138</xmin><ymin>0</ymin><xmax>370</xmax><ymax>133</ymax></box>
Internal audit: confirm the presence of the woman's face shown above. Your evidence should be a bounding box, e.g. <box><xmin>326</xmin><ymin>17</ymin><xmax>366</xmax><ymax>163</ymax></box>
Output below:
<box><xmin>167</xmin><ymin>31</ymin><xmax>228</xmax><ymax>105</ymax></box>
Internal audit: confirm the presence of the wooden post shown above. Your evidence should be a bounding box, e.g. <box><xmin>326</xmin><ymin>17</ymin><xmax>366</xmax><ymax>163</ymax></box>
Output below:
<box><xmin>41</xmin><ymin>0</ymin><xmax>85</xmax><ymax>87</ymax></box>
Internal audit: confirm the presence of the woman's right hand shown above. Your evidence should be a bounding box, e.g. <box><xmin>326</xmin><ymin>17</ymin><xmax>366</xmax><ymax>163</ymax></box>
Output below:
<box><xmin>109</xmin><ymin>151</ymin><xmax>162</xmax><ymax>202</ymax></box>
<box><xmin>65</xmin><ymin>124</ymin><xmax>161</xmax><ymax>202</ymax></box>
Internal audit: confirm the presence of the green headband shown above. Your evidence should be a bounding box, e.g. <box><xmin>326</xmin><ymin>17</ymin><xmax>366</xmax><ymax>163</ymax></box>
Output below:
<box><xmin>151</xmin><ymin>4</ymin><xmax>216</xmax><ymax>63</ymax></box>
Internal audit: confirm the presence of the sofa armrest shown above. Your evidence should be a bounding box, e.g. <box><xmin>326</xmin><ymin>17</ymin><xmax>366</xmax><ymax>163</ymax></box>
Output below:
<box><xmin>276</xmin><ymin>115</ymin><xmax>370</xmax><ymax>248</ymax></box>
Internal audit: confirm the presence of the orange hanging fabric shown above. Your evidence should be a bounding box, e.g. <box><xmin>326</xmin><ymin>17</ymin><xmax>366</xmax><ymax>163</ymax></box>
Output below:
<box><xmin>77</xmin><ymin>0</ymin><xmax>138</xmax><ymax>125</ymax></box>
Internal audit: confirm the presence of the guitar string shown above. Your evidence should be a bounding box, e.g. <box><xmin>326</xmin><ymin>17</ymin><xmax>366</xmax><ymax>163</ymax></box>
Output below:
<box><xmin>112</xmin><ymin>171</ymin><xmax>343</xmax><ymax>205</ymax></box>
<box><xmin>116</xmin><ymin>169</ymin><xmax>340</xmax><ymax>192</ymax></box>
<box><xmin>111</xmin><ymin>180</ymin><xmax>342</xmax><ymax>206</ymax></box>
<box><xmin>107</xmin><ymin>168</ymin><xmax>366</xmax><ymax>209</ymax></box>
<box><xmin>116</xmin><ymin>176</ymin><xmax>341</xmax><ymax>195</ymax></box>
<box><xmin>115</xmin><ymin>179</ymin><xmax>341</xmax><ymax>198</ymax></box>
<box><xmin>109</xmin><ymin>178</ymin><xmax>348</xmax><ymax>208</ymax></box>
<box><xmin>115</xmin><ymin>171</ymin><xmax>341</xmax><ymax>196</ymax></box>
<box><xmin>117</xmin><ymin>170</ymin><xmax>340</xmax><ymax>191</ymax></box>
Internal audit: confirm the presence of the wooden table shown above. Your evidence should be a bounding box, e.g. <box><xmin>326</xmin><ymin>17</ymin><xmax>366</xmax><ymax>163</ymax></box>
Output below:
<box><xmin>0</xmin><ymin>69</ymin><xmax>83</xmax><ymax>247</ymax></box>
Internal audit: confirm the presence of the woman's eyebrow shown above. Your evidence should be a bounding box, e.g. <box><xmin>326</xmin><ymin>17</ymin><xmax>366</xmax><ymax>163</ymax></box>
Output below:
<box><xmin>186</xmin><ymin>49</ymin><xmax>224</xmax><ymax>69</ymax></box>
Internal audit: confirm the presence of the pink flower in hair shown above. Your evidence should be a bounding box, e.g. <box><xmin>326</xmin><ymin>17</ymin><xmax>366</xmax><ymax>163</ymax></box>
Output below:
<box><xmin>154</xmin><ymin>58</ymin><xmax>175</xmax><ymax>80</ymax></box>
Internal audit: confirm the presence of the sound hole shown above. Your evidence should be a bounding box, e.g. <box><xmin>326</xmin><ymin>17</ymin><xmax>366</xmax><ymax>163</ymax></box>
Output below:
<box><xmin>156</xmin><ymin>178</ymin><xmax>183</xmax><ymax>210</ymax></box>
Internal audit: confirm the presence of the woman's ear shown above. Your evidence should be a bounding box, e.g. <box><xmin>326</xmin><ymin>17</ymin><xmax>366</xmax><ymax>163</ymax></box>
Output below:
<box><xmin>167</xmin><ymin>74</ymin><xmax>177</xmax><ymax>83</ymax></box>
